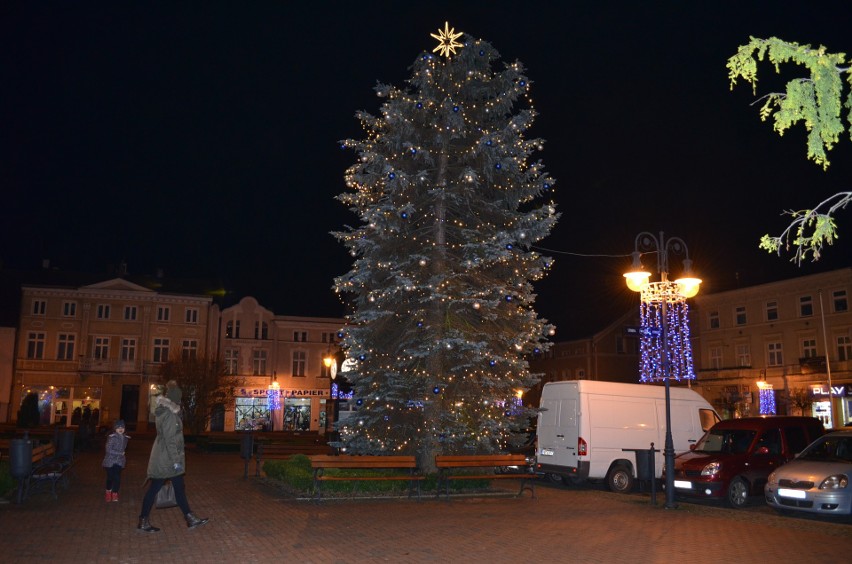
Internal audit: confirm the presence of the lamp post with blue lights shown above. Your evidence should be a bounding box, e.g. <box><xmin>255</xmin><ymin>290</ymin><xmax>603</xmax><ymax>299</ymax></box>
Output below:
<box><xmin>624</xmin><ymin>231</ymin><xmax>701</xmax><ymax>509</ymax></box>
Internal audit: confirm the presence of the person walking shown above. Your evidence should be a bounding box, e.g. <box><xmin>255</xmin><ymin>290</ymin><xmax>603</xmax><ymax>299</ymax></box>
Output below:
<box><xmin>137</xmin><ymin>380</ymin><xmax>209</xmax><ymax>533</ymax></box>
<box><xmin>102</xmin><ymin>419</ymin><xmax>129</xmax><ymax>502</ymax></box>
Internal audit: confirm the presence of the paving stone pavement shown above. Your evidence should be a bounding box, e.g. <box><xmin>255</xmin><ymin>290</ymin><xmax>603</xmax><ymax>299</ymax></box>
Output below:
<box><xmin>1</xmin><ymin>435</ymin><xmax>849</xmax><ymax>564</ymax></box>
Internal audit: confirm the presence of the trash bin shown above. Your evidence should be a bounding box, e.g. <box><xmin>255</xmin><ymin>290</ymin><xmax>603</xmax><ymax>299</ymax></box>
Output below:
<box><xmin>9</xmin><ymin>439</ymin><xmax>33</xmax><ymax>480</ymax></box>
<box><xmin>635</xmin><ymin>448</ymin><xmax>653</xmax><ymax>481</ymax></box>
<box><xmin>240</xmin><ymin>432</ymin><xmax>254</xmax><ymax>460</ymax></box>
<box><xmin>57</xmin><ymin>430</ymin><xmax>75</xmax><ymax>458</ymax></box>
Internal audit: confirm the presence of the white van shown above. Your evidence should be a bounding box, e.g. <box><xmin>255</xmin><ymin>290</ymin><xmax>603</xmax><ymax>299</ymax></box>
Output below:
<box><xmin>536</xmin><ymin>380</ymin><xmax>719</xmax><ymax>492</ymax></box>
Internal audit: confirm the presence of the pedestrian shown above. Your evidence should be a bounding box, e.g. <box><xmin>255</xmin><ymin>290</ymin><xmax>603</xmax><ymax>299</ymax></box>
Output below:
<box><xmin>102</xmin><ymin>419</ymin><xmax>129</xmax><ymax>502</ymax></box>
<box><xmin>137</xmin><ymin>380</ymin><xmax>209</xmax><ymax>533</ymax></box>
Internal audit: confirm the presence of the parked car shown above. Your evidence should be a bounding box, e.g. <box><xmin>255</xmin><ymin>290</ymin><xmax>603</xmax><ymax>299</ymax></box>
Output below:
<box><xmin>765</xmin><ymin>430</ymin><xmax>852</xmax><ymax>518</ymax></box>
<box><xmin>667</xmin><ymin>416</ymin><xmax>825</xmax><ymax>508</ymax></box>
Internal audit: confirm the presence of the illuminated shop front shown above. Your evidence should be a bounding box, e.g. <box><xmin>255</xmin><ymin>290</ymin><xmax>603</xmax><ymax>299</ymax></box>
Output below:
<box><xmin>233</xmin><ymin>387</ymin><xmax>330</xmax><ymax>432</ymax></box>
<box><xmin>18</xmin><ymin>385</ymin><xmax>103</xmax><ymax>427</ymax></box>
<box><xmin>810</xmin><ymin>383</ymin><xmax>850</xmax><ymax>429</ymax></box>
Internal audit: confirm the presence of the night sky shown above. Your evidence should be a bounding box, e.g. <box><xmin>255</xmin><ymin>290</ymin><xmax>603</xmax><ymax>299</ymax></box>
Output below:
<box><xmin>2</xmin><ymin>2</ymin><xmax>850</xmax><ymax>339</ymax></box>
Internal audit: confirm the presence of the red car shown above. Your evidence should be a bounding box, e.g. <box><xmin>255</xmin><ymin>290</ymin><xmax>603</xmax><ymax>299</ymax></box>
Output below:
<box><xmin>668</xmin><ymin>416</ymin><xmax>824</xmax><ymax>508</ymax></box>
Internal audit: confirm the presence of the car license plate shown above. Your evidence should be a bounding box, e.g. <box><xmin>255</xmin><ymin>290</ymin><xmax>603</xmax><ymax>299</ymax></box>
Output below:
<box><xmin>673</xmin><ymin>480</ymin><xmax>692</xmax><ymax>489</ymax></box>
<box><xmin>540</xmin><ymin>448</ymin><xmax>555</xmax><ymax>456</ymax></box>
<box><xmin>777</xmin><ymin>488</ymin><xmax>807</xmax><ymax>499</ymax></box>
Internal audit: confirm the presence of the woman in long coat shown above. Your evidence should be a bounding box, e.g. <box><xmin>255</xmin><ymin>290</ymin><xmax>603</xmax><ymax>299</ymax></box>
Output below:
<box><xmin>137</xmin><ymin>381</ymin><xmax>209</xmax><ymax>533</ymax></box>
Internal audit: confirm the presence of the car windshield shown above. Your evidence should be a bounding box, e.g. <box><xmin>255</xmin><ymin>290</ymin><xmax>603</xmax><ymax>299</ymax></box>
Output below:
<box><xmin>797</xmin><ymin>435</ymin><xmax>852</xmax><ymax>462</ymax></box>
<box><xmin>694</xmin><ymin>429</ymin><xmax>756</xmax><ymax>454</ymax></box>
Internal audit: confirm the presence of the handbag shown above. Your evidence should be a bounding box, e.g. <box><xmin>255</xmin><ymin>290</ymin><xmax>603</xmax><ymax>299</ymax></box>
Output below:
<box><xmin>155</xmin><ymin>480</ymin><xmax>177</xmax><ymax>509</ymax></box>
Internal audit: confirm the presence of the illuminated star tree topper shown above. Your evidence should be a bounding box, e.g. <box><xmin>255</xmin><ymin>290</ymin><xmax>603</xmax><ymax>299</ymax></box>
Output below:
<box><xmin>430</xmin><ymin>21</ymin><xmax>463</xmax><ymax>57</ymax></box>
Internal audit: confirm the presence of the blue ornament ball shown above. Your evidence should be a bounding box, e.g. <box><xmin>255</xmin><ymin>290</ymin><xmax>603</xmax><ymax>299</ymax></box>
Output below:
<box><xmin>433</xmin><ymin>387</ymin><xmax>441</xmax><ymax>395</ymax></box>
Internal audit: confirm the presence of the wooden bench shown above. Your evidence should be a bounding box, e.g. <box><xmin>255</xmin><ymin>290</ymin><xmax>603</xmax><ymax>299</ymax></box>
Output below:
<box><xmin>255</xmin><ymin>443</ymin><xmax>331</xmax><ymax>476</ymax></box>
<box><xmin>15</xmin><ymin>443</ymin><xmax>75</xmax><ymax>503</ymax></box>
<box><xmin>308</xmin><ymin>455</ymin><xmax>424</xmax><ymax>501</ymax></box>
<box><xmin>435</xmin><ymin>454</ymin><xmax>536</xmax><ymax>499</ymax></box>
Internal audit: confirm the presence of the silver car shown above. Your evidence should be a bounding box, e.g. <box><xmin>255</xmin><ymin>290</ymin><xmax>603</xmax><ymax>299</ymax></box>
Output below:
<box><xmin>765</xmin><ymin>430</ymin><xmax>852</xmax><ymax>518</ymax></box>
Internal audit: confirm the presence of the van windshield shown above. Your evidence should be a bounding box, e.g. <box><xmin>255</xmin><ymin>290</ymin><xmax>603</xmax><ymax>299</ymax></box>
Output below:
<box><xmin>694</xmin><ymin>429</ymin><xmax>756</xmax><ymax>454</ymax></box>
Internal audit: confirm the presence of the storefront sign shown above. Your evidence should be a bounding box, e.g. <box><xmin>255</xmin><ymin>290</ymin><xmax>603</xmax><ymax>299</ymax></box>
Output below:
<box><xmin>810</xmin><ymin>385</ymin><xmax>847</xmax><ymax>397</ymax></box>
<box><xmin>238</xmin><ymin>387</ymin><xmax>330</xmax><ymax>399</ymax></box>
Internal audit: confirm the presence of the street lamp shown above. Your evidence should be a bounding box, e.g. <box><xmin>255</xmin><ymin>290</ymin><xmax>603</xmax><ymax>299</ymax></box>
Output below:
<box><xmin>624</xmin><ymin>231</ymin><xmax>701</xmax><ymax>509</ymax></box>
<box><xmin>324</xmin><ymin>351</ymin><xmax>338</xmax><ymax>433</ymax></box>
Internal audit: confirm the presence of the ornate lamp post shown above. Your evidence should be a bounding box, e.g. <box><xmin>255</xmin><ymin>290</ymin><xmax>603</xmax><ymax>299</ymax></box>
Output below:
<box><xmin>624</xmin><ymin>231</ymin><xmax>701</xmax><ymax>509</ymax></box>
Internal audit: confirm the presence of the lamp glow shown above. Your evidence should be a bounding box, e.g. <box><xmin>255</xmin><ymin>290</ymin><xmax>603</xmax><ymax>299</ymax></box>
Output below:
<box><xmin>624</xmin><ymin>271</ymin><xmax>651</xmax><ymax>292</ymax></box>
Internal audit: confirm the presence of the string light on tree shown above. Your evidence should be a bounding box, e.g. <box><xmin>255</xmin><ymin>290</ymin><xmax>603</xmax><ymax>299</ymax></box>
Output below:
<box><xmin>333</xmin><ymin>23</ymin><xmax>558</xmax><ymax>472</ymax></box>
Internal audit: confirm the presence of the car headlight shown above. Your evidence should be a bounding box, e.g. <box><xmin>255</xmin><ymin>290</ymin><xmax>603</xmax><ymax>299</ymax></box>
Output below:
<box><xmin>818</xmin><ymin>474</ymin><xmax>849</xmax><ymax>490</ymax></box>
<box><xmin>701</xmin><ymin>462</ymin><xmax>721</xmax><ymax>477</ymax></box>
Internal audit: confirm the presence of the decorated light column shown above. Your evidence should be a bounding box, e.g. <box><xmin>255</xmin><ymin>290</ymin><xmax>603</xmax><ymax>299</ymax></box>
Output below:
<box><xmin>624</xmin><ymin>231</ymin><xmax>701</xmax><ymax>509</ymax></box>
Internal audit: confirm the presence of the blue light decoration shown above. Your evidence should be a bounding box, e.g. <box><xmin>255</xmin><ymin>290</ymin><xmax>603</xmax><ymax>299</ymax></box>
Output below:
<box><xmin>433</xmin><ymin>386</ymin><xmax>441</xmax><ymax>394</ymax></box>
<box><xmin>388</xmin><ymin>172</ymin><xmax>396</xmax><ymax>180</ymax></box>
<box><xmin>266</xmin><ymin>385</ymin><xmax>281</xmax><ymax>411</ymax></box>
<box><xmin>452</xmin><ymin>105</ymin><xmax>459</xmax><ymax>112</ymax></box>
<box><xmin>758</xmin><ymin>385</ymin><xmax>777</xmax><ymax>415</ymax></box>
<box><xmin>331</xmin><ymin>382</ymin><xmax>354</xmax><ymax>401</ymax></box>
<box><xmin>495</xmin><ymin>162</ymin><xmax>502</xmax><ymax>169</ymax></box>
<box><xmin>638</xmin><ymin>298</ymin><xmax>696</xmax><ymax>382</ymax></box>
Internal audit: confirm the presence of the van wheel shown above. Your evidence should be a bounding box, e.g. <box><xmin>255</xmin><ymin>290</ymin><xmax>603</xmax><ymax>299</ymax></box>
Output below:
<box><xmin>607</xmin><ymin>464</ymin><xmax>634</xmax><ymax>493</ymax></box>
<box><xmin>726</xmin><ymin>477</ymin><xmax>749</xmax><ymax>508</ymax></box>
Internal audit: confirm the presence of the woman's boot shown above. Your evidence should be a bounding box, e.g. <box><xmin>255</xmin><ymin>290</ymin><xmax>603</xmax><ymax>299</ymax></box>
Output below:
<box><xmin>137</xmin><ymin>517</ymin><xmax>160</xmax><ymax>533</ymax></box>
<box><xmin>185</xmin><ymin>513</ymin><xmax>209</xmax><ymax>529</ymax></box>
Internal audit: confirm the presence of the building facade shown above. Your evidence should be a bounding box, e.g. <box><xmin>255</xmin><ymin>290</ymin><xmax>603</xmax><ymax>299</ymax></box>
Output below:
<box><xmin>526</xmin><ymin>310</ymin><xmax>641</xmax><ymax>406</ymax></box>
<box><xmin>691</xmin><ymin>268</ymin><xmax>852</xmax><ymax>428</ymax></box>
<box><xmin>14</xmin><ymin>278</ymin><xmax>215</xmax><ymax>431</ymax></box>
<box><xmin>7</xmin><ymin>280</ymin><xmax>346</xmax><ymax>434</ymax></box>
<box><xmin>215</xmin><ymin>296</ymin><xmax>344</xmax><ymax>433</ymax></box>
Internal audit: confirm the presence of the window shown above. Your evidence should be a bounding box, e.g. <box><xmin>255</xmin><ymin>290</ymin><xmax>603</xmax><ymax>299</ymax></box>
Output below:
<box><xmin>833</xmin><ymin>289</ymin><xmax>848</xmax><ymax>313</ymax></box>
<box><xmin>801</xmin><ymin>338</ymin><xmax>818</xmax><ymax>359</ymax></box>
<box><xmin>182</xmin><ymin>339</ymin><xmax>198</xmax><ymax>360</ymax></box>
<box><xmin>736</xmin><ymin>344</ymin><xmax>751</xmax><ymax>367</ymax></box>
<box><xmin>226</xmin><ymin>320</ymin><xmax>241</xmax><ymax>339</ymax></box>
<box><xmin>838</xmin><ymin>335</ymin><xmax>852</xmax><ymax>362</ymax></box>
<box><xmin>322</xmin><ymin>332</ymin><xmax>336</xmax><ymax>343</ymax></box>
<box><xmin>765</xmin><ymin>300</ymin><xmax>778</xmax><ymax>322</ymax></box>
<box><xmin>734</xmin><ymin>306</ymin><xmax>747</xmax><ymax>326</ymax></box>
<box><xmin>62</xmin><ymin>301</ymin><xmax>77</xmax><ymax>317</ymax></box>
<box><xmin>767</xmin><ymin>342</ymin><xmax>783</xmax><ymax>367</ymax></box>
<box><xmin>121</xmin><ymin>338</ymin><xmax>136</xmax><ymax>362</ymax></box>
<box><xmin>225</xmin><ymin>349</ymin><xmax>239</xmax><ymax>374</ymax></box>
<box><xmin>709</xmin><ymin>346</ymin><xmax>722</xmax><ymax>369</ymax></box>
<box><xmin>156</xmin><ymin>306</ymin><xmax>170</xmax><ymax>322</ymax></box>
<box><xmin>124</xmin><ymin>306</ymin><xmax>137</xmax><ymax>321</ymax></box>
<box><xmin>32</xmin><ymin>299</ymin><xmax>46</xmax><ymax>316</ymax></box>
<box><xmin>293</xmin><ymin>331</ymin><xmax>307</xmax><ymax>342</ymax></box>
<box><xmin>94</xmin><ymin>336</ymin><xmax>110</xmax><ymax>359</ymax></box>
<box><xmin>153</xmin><ymin>338</ymin><xmax>170</xmax><ymax>363</ymax></box>
<box><xmin>96</xmin><ymin>304</ymin><xmax>111</xmax><ymax>319</ymax></box>
<box><xmin>708</xmin><ymin>311</ymin><xmax>719</xmax><ymax>329</ymax></box>
<box><xmin>292</xmin><ymin>350</ymin><xmax>306</xmax><ymax>376</ymax></box>
<box><xmin>185</xmin><ymin>308</ymin><xmax>199</xmax><ymax>324</ymax></box>
<box><xmin>254</xmin><ymin>321</ymin><xmax>268</xmax><ymax>340</ymax></box>
<box><xmin>26</xmin><ymin>332</ymin><xmax>46</xmax><ymax>359</ymax></box>
<box><xmin>252</xmin><ymin>350</ymin><xmax>268</xmax><ymax>375</ymax></box>
<box><xmin>799</xmin><ymin>295</ymin><xmax>813</xmax><ymax>317</ymax></box>
<box><xmin>57</xmin><ymin>334</ymin><xmax>75</xmax><ymax>360</ymax></box>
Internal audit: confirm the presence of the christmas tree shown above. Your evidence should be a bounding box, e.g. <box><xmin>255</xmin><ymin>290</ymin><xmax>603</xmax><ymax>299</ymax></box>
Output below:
<box><xmin>333</xmin><ymin>23</ymin><xmax>559</xmax><ymax>472</ymax></box>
